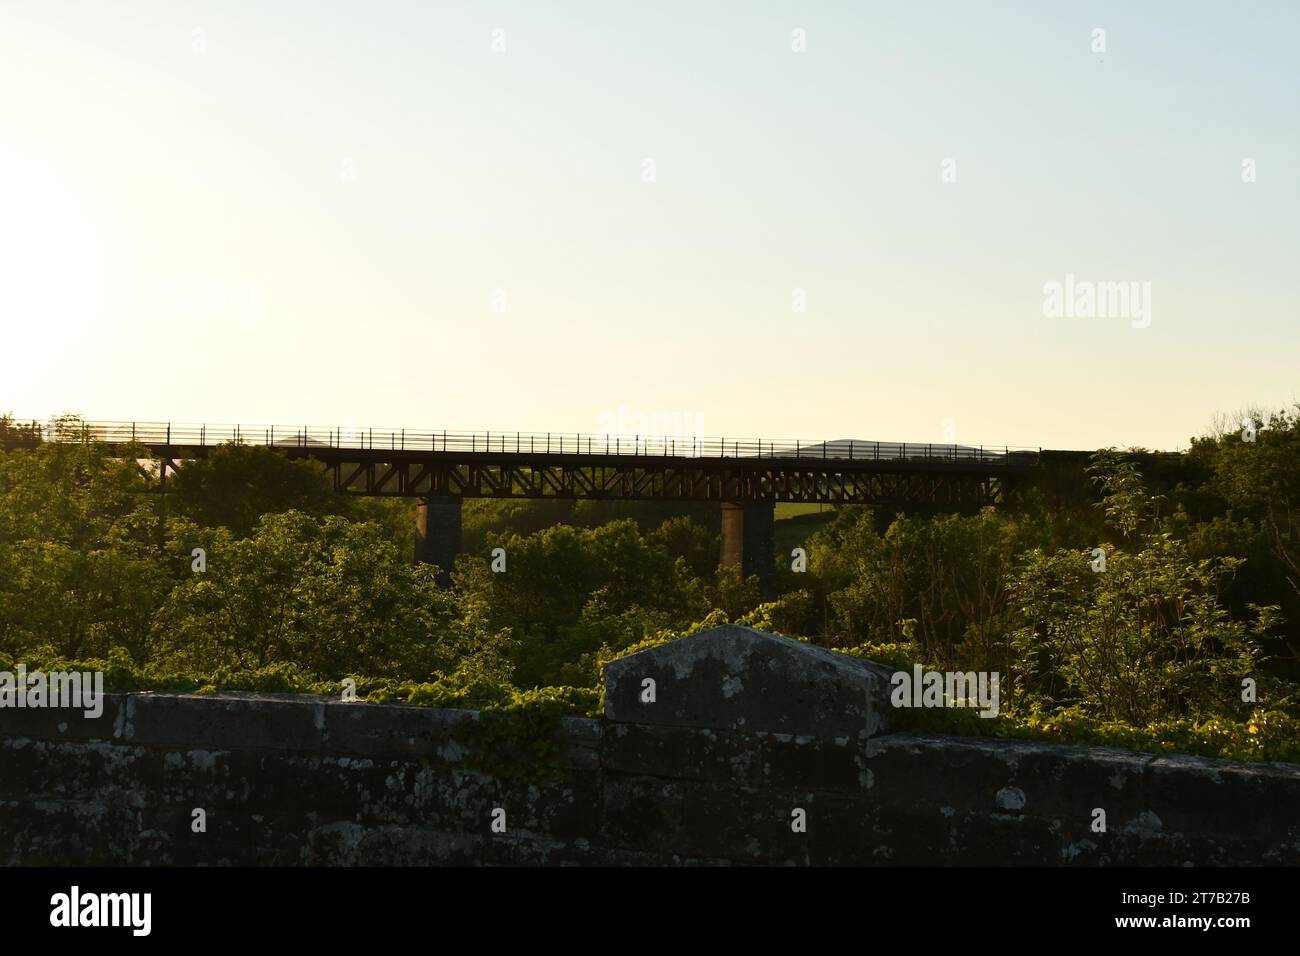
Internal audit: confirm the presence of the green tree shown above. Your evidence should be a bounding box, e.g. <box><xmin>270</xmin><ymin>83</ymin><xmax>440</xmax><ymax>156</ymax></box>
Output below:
<box><xmin>1009</xmin><ymin>451</ymin><xmax>1274</xmax><ymax>723</ymax></box>
<box><xmin>1198</xmin><ymin>407</ymin><xmax>1300</xmax><ymax>603</ymax></box>
<box><xmin>169</xmin><ymin>443</ymin><xmax>344</xmax><ymax>538</ymax></box>
<box><xmin>153</xmin><ymin>511</ymin><xmax>471</xmax><ymax>679</ymax></box>
<box><xmin>0</xmin><ymin>425</ymin><xmax>166</xmax><ymax>662</ymax></box>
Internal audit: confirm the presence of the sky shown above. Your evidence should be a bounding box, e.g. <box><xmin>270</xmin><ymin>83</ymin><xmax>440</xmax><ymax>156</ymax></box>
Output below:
<box><xmin>1</xmin><ymin>1</ymin><xmax>1297</xmax><ymax>451</ymax></box>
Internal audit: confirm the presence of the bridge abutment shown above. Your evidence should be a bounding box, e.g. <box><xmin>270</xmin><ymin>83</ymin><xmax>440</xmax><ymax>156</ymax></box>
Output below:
<box><xmin>415</xmin><ymin>495</ymin><xmax>462</xmax><ymax>585</ymax></box>
<box><xmin>720</xmin><ymin>501</ymin><xmax>776</xmax><ymax>594</ymax></box>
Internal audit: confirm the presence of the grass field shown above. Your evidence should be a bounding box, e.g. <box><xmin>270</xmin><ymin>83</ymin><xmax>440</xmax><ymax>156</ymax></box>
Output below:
<box><xmin>775</xmin><ymin>503</ymin><xmax>835</xmax><ymax>520</ymax></box>
<box><xmin>774</xmin><ymin>505</ymin><xmax>838</xmax><ymax>558</ymax></box>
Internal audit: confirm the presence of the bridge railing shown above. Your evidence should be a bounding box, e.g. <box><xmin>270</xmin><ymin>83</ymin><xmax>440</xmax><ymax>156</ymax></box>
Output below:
<box><xmin>11</xmin><ymin>419</ymin><xmax>1041</xmax><ymax>466</ymax></box>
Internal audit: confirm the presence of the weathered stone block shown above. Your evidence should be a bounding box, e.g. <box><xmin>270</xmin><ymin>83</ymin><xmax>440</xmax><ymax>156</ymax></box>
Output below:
<box><xmin>806</xmin><ymin>794</ymin><xmax>881</xmax><ymax>865</ymax></box>
<box><xmin>557</xmin><ymin>715</ymin><xmax>602</xmax><ymax>771</ymax></box>
<box><xmin>604</xmin><ymin>624</ymin><xmax>893</xmax><ymax>738</ymax></box>
<box><xmin>600</xmin><ymin>776</ymin><xmax>689</xmax><ymax>851</ymax></box>
<box><xmin>679</xmin><ymin>781</ymin><xmax>812</xmax><ymax>864</ymax></box>
<box><xmin>1143</xmin><ymin>754</ymin><xmax>1300</xmax><ymax>849</ymax></box>
<box><xmin>0</xmin><ymin>797</ymin><xmax>142</xmax><ymax>866</ymax></box>
<box><xmin>0</xmin><ymin>691</ymin><xmax>124</xmax><ymax>743</ymax></box>
<box><xmin>757</xmin><ymin>731</ymin><xmax>871</xmax><ymax>794</ymax></box>
<box><xmin>128</xmin><ymin>692</ymin><xmax>326</xmax><ymax>752</ymax></box>
<box><xmin>0</xmin><ymin>738</ymin><xmax>152</xmax><ymax>804</ymax></box>
<box><xmin>322</xmin><ymin>701</ymin><xmax>478</xmax><ymax>761</ymax></box>
<box><xmin>601</xmin><ymin>722</ymin><xmax>763</xmax><ymax>787</ymax></box>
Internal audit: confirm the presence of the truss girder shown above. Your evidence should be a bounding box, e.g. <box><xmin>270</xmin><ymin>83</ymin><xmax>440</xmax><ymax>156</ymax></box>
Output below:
<box><xmin>313</xmin><ymin>460</ymin><xmax>1005</xmax><ymax>507</ymax></box>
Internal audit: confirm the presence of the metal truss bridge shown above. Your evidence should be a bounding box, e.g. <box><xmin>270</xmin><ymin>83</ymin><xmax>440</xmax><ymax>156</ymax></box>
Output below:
<box><xmin>6</xmin><ymin>419</ymin><xmax>1039</xmax><ymax>508</ymax></box>
<box><xmin>4</xmin><ymin>419</ymin><xmax>1041</xmax><ymax>589</ymax></box>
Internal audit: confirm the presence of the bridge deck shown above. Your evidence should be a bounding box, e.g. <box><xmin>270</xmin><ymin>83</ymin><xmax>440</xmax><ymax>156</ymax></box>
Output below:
<box><xmin>2</xmin><ymin>419</ymin><xmax>1039</xmax><ymax>505</ymax></box>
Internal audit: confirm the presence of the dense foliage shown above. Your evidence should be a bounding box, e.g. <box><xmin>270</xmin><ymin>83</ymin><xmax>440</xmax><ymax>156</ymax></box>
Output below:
<box><xmin>2</xmin><ymin>408</ymin><xmax>1298</xmax><ymax>762</ymax></box>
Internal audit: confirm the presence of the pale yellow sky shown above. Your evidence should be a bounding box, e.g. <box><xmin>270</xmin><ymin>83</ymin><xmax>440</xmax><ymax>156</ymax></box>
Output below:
<box><xmin>2</xmin><ymin>2</ymin><xmax>1297</xmax><ymax>451</ymax></box>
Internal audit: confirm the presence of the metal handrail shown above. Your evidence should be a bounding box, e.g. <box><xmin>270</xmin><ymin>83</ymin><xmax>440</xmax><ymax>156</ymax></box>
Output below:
<box><xmin>9</xmin><ymin>418</ymin><xmax>1043</xmax><ymax>466</ymax></box>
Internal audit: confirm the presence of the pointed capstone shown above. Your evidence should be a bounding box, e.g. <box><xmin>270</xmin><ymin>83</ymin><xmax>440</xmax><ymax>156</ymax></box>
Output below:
<box><xmin>603</xmin><ymin>624</ymin><xmax>893</xmax><ymax>739</ymax></box>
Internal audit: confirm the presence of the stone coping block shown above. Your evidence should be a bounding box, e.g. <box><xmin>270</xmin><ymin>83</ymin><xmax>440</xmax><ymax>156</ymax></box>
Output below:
<box><xmin>322</xmin><ymin>700</ymin><xmax>479</xmax><ymax>760</ymax></box>
<box><xmin>0</xmin><ymin>690</ymin><xmax>604</xmax><ymax>767</ymax></box>
<box><xmin>603</xmin><ymin>624</ymin><xmax>894</xmax><ymax>739</ymax></box>
<box><xmin>128</xmin><ymin>691</ymin><xmax>327</xmax><ymax>752</ymax></box>
<box><xmin>0</xmin><ymin>691</ymin><xmax>125</xmax><ymax>742</ymax></box>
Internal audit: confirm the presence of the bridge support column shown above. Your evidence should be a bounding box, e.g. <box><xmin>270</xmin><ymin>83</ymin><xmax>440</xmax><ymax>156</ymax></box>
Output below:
<box><xmin>415</xmin><ymin>496</ymin><xmax>462</xmax><ymax>585</ymax></box>
<box><xmin>720</xmin><ymin>501</ymin><xmax>776</xmax><ymax>595</ymax></box>
<box><xmin>721</xmin><ymin>503</ymin><xmax>745</xmax><ymax>570</ymax></box>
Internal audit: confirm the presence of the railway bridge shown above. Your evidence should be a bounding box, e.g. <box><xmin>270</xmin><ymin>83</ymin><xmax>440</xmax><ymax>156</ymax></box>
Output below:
<box><xmin>5</xmin><ymin>420</ymin><xmax>1040</xmax><ymax>591</ymax></box>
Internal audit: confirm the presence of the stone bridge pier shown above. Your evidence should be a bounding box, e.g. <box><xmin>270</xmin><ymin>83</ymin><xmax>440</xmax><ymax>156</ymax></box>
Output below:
<box><xmin>415</xmin><ymin>495</ymin><xmax>462</xmax><ymax>585</ymax></box>
<box><xmin>720</xmin><ymin>502</ymin><xmax>776</xmax><ymax>593</ymax></box>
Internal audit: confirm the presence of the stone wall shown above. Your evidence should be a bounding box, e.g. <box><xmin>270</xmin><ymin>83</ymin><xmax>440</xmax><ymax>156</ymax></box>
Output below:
<box><xmin>1</xmin><ymin>625</ymin><xmax>1297</xmax><ymax>865</ymax></box>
